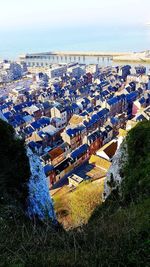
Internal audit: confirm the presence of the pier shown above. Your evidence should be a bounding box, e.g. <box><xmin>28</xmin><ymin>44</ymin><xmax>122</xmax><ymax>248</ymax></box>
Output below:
<box><xmin>19</xmin><ymin>51</ymin><xmax>150</xmax><ymax>67</ymax></box>
<box><xmin>19</xmin><ymin>51</ymin><xmax>130</xmax><ymax>67</ymax></box>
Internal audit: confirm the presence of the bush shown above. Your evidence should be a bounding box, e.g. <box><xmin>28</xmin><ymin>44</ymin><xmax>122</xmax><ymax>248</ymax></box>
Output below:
<box><xmin>122</xmin><ymin>121</ymin><xmax>150</xmax><ymax>202</ymax></box>
<box><xmin>0</xmin><ymin>119</ymin><xmax>30</xmax><ymax>207</ymax></box>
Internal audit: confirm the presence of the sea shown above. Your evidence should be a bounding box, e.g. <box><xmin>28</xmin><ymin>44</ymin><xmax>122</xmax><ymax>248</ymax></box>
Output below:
<box><xmin>0</xmin><ymin>24</ymin><xmax>150</xmax><ymax>68</ymax></box>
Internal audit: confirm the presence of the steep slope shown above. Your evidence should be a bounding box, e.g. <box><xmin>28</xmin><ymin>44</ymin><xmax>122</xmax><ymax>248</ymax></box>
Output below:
<box><xmin>0</xmin><ymin>118</ymin><xmax>30</xmax><ymax>206</ymax></box>
<box><xmin>0</xmin><ymin>118</ymin><xmax>55</xmax><ymax>221</ymax></box>
<box><xmin>0</xmin><ymin>121</ymin><xmax>149</xmax><ymax>267</ymax></box>
<box><xmin>27</xmin><ymin>147</ymin><xmax>56</xmax><ymax>221</ymax></box>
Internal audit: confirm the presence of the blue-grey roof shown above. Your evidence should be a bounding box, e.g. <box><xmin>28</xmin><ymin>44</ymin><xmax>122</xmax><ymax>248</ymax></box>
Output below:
<box><xmin>88</xmin><ymin>130</ymin><xmax>101</xmax><ymax>142</ymax></box>
<box><xmin>23</xmin><ymin>115</ymin><xmax>33</xmax><ymax>123</ymax></box>
<box><xmin>31</xmin><ymin>121</ymin><xmax>41</xmax><ymax>130</ymax></box>
<box><xmin>111</xmin><ymin>117</ymin><xmax>119</xmax><ymax>125</ymax></box>
<box><xmin>126</xmin><ymin>91</ymin><xmax>138</xmax><ymax>102</ymax></box>
<box><xmin>136</xmin><ymin>114</ymin><xmax>146</xmax><ymax>121</ymax></box>
<box><xmin>139</xmin><ymin>97</ymin><xmax>145</xmax><ymax>105</ymax></box>
<box><xmin>44</xmin><ymin>164</ymin><xmax>54</xmax><ymax>175</ymax></box>
<box><xmin>24</xmin><ymin>126</ymin><xmax>34</xmax><ymax>135</ymax></box>
<box><xmin>97</xmin><ymin>108</ymin><xmax>109</xmax><ymax>118</ymax></box>
<box><xmin>38</xmin><ymin>117</ymin><xmax>50</xmax><ymax>126</ymax></box>
<box><xmin>3</xmin><ymin>111</ymin><xmax>12</xmax><ymax>120</ymax></box>
<box><xmin>105</xmin><ymin>125</ymin><xmax>113</xmax><ymax>132</ymax></box>
<box><xmin>66</xmin><ymin>127</ymin><xmax>81</xmax><ymax>137</ymax></box>
<box><xmin>107</xmin><ymin>96</ymin><xmax>119</xmax><ymax>106</ymax></box>
<box><xmin>70</xmin><ymin>144</ymin><xmax>89</xmax><ymax>159</ymax></box>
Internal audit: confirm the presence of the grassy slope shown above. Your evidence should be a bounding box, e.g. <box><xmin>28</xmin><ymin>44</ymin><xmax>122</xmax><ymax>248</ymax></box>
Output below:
<box><xmin>0</xmin><ymin>121</ymin><xmax>150</xmax><ymax>267</ymax></box>
<box><xmin>53</xmin><ymin>179</ymin><xmax>104</xmax><ymax>229</ymax></box>
<box><xmin>0</xmin><ymin>197</ymin><xmax>149</xmax><ymax>267</ymax></box>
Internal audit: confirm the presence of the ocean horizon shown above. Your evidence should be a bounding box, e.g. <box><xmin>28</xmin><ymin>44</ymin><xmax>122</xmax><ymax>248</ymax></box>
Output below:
<box><xmin>0</xmin><ymin>24</ymin><xmax>149</xmax><ymax>60</ymax></box>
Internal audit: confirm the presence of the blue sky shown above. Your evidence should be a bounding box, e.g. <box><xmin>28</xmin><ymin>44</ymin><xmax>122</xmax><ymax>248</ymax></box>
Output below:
<box><xmin>0</xmin><ymin>0</ymin><xmax>150</xmax><ymax>31</ymax></box>
<box><xmin>0</xmin><ymin>0</ymin><xmax>150</xmax><ymax>58</ymax></box>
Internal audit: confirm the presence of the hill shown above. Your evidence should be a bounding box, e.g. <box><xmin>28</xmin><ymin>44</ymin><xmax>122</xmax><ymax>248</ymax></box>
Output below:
<box><xmin>0</xmin><ymin>121</ymin><xmax>150</xmax><ymax>267</ymax></box>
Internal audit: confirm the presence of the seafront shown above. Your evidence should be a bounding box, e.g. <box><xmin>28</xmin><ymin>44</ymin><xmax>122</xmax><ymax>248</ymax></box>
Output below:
<box><xmin>113</xmin><ymin>50</ymin><xmax>150</xmax><ymax>63</ymax></box>
<box><xmin>19</xmin><ymin>50</ymin><xmax>150</xmax><ymax>66</ymax></box>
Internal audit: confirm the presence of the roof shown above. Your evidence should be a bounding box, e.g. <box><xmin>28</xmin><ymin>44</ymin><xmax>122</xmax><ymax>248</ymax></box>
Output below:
<box><xmin>136</xmin><ymin>114</ymin><xmax>147</xmax><ymax>121</ymax></box>
<box><xmin>27</xmin><ymin>132</ymin><xmax>43</xmax><ymax>142</ymax></box>
<box><xmin>0</xmin><ymin>103</ymin><xmax>8</xmax><ymax>110</ymax></box>
<box><xmin>28</xmin><ymin>141</ymin><xmax>42</xmax><ymax>150</ymax></box>
<box><xmin>126</xmin><ymin>91</ymin><xmax>138</xmax><ymax>102</ymax></box>
<box><xmin>38</xmin><ymin>117</ymin><xmax>50</xmax><ymax>126</ymax></box>
<box><xmin>86</xmin><ymin>107</ymin><xmax>94</xmax><ymax>113</ymax></box>
<box><xmin>42</xmin><ymin>101</ymin><xmax>52</xmax><ymax>109</ymax></box>
<box><xmin>55</xmin><ymin>105</ymin><xmax>66</xmax><ymax>113</ymax></box>
<box><xmin>44</xmin><ymin>164</ymin><xmax>54</xmax><ymax>175</ymax></box>
<box><xmin>107</xmin><ymin>96</ymin><xmax>119</xmax><ymax>106</ymax></box>
<box><xmin>71</xmin><ymin>103</ymin><xmax>79</xmax><ymax>110</ymax></box>
<box><xmin>42</xmin><ymin>124</ymin><xmax>58</xmax><ymax>135</ymax></box>
<box><xmin>80</xmin><ymin>111</ymin><xmax>88</xmax><ymax>116</ymax></box>
<box><xmin>68</xmin><ymin>174</ymin><xmax>83</xmax><ymax>184</ymax></box>
<box><xmin>97</xmin><ymin>140</ymin><xmax>118</xmax><ymax>159</ymax></box>
<box><xmin>118</xmin><ymin>128</ymin><xmax>127</xmax><ymax>138</ymax></box>
<box><xmin>3</xmin><ymin>111</ymin><xmax>12</xmax><ymax>120</ymax></box>
<box><xmin>48</xmin><ymin>147</ymin><xmax>64</xmax><ymax>160</ymax></box>
<box><xmin>66</xmin><ymin>127</ymin><xmax>81</xmax><ymax>137</ymax></box>
<box><xmin>55</xmin><ymin>158</ymin><xmax>72</xmax><ymax>174</ymax></box>
<box><xmin>101</xmin><ymin>90</ymin><xmax>109</xmax><ymax>97</ymax></box>
<box><xmin>111</xmin><ymin>117</ymin><xmax>119</xmax><ymax>125</ymax></box>
<box><xmin>10</xmin><ymin>120</ymin><xmax>20</xmax><ymax>128</ymax></box>
<box><xmin>31</xmin><ymin>121</ymin><xmax>41</xmax><ymax>130</ymax></box>
<box><xmin>105</xmin><ymin>125</ymin><xmax>113</xmax><ymax>132</ymax></box>
<box><xmin>139</xmin><ymin>97</ymin><xmax>146</xmax><ymax>105</ymax></box>
<box><xmin>91</xmin><ymin>113</ymin><xmax>99</xmax><ymax>123</ymax></box>
<box><xmin>69</xmin><ymin>115</ymin><xmax>84</xmax><ymax>125</ymax></box>
<box><xmin>97</xmin><ymin>108</ymin><xmax>109</xmax><ymax>118</ymax></box>
<box><xmin>71</xmin><ymin>144</ymin><xmax>89</xmax><ymax>159</ymax></box>
<box><xmin>88</xmin><ymin>130</ymin><xmax>101</xmax><ymax>143</ymax></box>
<box><xmin>24</xmin><ymin>126</ymin><xmax>35</xmax><ymax>135</ymax></box>
<box><xmin>89</xmin><ymin>155</ymin><xmax>111</xmax><ymax>170</ymax></box>
<box><xmin>27</xmin><ymin>105</ymin><xmax>39</xmax><ymax>113</ymax></box>
<box><xmin>13</xmin><ymin>104</ymin><xmax>23</xmax><ymax>112</ymax></box>
<box><xmin>23</xmin><ymin>115</ymin><xmax>33</xmax><ymax>123</ymax></box>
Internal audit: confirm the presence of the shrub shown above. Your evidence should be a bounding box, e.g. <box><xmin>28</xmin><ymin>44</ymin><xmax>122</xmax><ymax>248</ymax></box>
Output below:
<box><xmin>0</xmin><ymin>119</ymin><xmax>30</xmax><ymax>207</ymax></box>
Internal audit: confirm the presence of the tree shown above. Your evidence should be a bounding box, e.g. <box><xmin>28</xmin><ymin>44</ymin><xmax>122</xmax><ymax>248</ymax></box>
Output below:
<box><xmin>0</xmin><ymin>119</ymin><xmax>30</xmax><ymax>207</ymax></box>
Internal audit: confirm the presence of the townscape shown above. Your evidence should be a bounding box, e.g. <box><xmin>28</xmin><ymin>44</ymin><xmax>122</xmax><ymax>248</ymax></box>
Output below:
<box><xmin>0</xmin><ymin>59</ymin><xmax>150</xmax><ymax>193</ymax></box>
<box><xmin>0</xmin><ymin>0</ymin><xmax>150</xmax><ymax>264</ymax></box>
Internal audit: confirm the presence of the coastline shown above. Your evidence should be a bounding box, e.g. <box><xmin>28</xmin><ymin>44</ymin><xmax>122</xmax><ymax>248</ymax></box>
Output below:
<box><xmin>113</xmin><ymin>51</ymin><xmax>150</xmax><ymax>63</ymax></box>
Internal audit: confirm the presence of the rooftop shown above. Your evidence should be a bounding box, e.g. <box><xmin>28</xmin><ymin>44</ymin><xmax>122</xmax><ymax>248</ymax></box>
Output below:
<box><xmin>96</xmin><ymin>140</ymin><xmax>118</xmax><ymax>159</ymax></box>
<box><xmin>68</xmin><ymin>174</ymin><xmax>83</xmax><ymax>184</ymax></box>
<box><xmin>49</xmin><ymin>147</ymin><xmax>64</xmax><ymax>160</ymax></box>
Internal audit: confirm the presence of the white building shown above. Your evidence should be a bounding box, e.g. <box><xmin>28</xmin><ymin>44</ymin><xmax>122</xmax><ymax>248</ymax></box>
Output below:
<box><xmin>67</xmin><ymin>65</ymin><xmax>85</xmax><ymax>78</ymax></box>
<box><xmin>47</xmin><ymin>65</ymin><xmax>67</xmax><ymax>78</ymax></box>
<box><xmin>86</xmin><ymin>64</ymin><xmax>99</xmax><ymax>74</ymax></box>
<box><xmin>51</xmin><ymin>105</ymin><xmax>67</xmax><ymax>127</ymax></box>
<box><xmin>0</xmin><ymin>61</ymin><xmax>23</xmax><ymax>83</ymax></box>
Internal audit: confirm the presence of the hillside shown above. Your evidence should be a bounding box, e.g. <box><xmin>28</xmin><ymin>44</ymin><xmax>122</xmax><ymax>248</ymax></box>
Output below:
<box><xmin>0</xmin><ymin>121</ymin><xmax>150</xmax><ymax>267</ymax></box>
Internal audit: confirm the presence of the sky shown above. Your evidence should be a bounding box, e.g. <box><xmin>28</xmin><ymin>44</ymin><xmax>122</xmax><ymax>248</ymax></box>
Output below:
<box><xmin>0</xmin><ymin>0</ymin><xmax>150</xmax><ymax>31</ymax></box>
<box><xmin>0</xmin><ymin>0</ymin><xmax>150</xmax><ymax>58</ymax></box>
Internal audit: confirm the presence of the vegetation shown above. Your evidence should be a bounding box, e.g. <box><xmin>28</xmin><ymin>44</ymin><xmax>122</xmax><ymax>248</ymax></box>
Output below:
<box><xmin>122</xmin><ymin>121</ymin><xmax>150</xmax><ymax>202</ymax></box>
<box><xmin>53</xmin><ymin>180</ymin><xmax>104</xmax><ymax>229</ymax></box>
<box><xmin>0</xmin><ymin>119</ymin><xmax>30</xmax><ymax>207</ymax></box>
<box><xmin>0</xmin><ymin>120</ymin><xmax>149</xmax><ymax>266</ymax></box>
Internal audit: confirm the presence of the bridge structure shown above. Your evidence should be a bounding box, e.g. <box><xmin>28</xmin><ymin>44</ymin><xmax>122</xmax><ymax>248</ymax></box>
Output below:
<box><xmin>19</xmin><ymin>51</ymin><xmax>130</xmax><ymax>67</ymax></box>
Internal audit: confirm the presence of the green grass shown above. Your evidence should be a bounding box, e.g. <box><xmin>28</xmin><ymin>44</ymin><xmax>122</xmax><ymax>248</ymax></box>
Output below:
<box><xmin>53</xmin><ymin>180</ymin><xmax>104</xmax><ymax>229</ymax></box>
<box><xmin>0</xmin><ymin>196</ymin><xmax>149</xmax><ymax>267</ymax></box>
<box><xmin>0</xmin><ymin>121</ymin><xmax>150</xmax><ymax>267</ymax></box>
